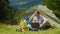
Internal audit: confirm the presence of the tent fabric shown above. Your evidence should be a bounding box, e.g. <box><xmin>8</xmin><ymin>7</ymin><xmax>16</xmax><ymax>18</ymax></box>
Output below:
<box><xmin>26</xmin><ymin>5</ymin><xmax>60</xmax><ymax>28</ymax></box>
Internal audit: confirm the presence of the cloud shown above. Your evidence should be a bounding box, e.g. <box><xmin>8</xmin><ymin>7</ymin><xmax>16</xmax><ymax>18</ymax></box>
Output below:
<box><xmin>16</xmin><ymin>2</ymin><xmax>28</xmax><ymax>5</ymax></box>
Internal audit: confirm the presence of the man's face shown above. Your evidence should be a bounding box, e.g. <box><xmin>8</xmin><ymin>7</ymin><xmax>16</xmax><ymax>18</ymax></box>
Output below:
<box><xmin>36</xmin><ymin>14</ymin><xmax>40</xmax><ymax>18</ymax></box>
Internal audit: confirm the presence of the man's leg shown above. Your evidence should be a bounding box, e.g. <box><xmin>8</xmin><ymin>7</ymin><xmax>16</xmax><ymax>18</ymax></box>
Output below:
<box><xmin>43</xmin><ymin>23</ymin><xmax>51</xmax><ymax>30</ymax></box>
<box><xmin>27</xmin><ymin>24</ymin><xmax>33</xmax><ymax>30</ymax></box>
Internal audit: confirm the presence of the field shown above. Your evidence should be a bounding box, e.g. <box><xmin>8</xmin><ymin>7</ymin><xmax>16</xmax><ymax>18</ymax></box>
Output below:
<box><xmin>0</xmin><ymin>24</ymin><xmax>60</xmax><ymax>34</ymax></box>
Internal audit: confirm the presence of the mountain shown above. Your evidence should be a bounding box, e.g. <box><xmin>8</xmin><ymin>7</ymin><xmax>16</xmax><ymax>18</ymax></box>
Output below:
<box><xmin>8</xmin><ymin>0</ymin><xmax>42</xmax><ymax>9</ymax></box>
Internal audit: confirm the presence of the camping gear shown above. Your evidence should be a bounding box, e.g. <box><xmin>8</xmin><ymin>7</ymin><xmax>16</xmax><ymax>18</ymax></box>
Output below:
<box><xmin>25</xmin><ymin>16</ymin><xmax>30</xmax><ymax>24</ymax></box>
<box><xmin>19</xmin><ymin>19</ymin><xmax>29</xmax><ymax>32</ymax></box>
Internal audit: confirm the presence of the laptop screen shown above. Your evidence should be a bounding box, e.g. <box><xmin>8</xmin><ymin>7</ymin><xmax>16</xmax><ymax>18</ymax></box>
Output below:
<box><xmin>31</xmin><ymin>23</ymin><xmax>40</xmax><ymax>28</ymax></box>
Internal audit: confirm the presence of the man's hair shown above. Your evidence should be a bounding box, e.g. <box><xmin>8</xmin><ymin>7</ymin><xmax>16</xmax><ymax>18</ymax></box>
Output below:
<box><xmin>36</xmin><ymin>11</ymin><xmax>40</xmax><ymax>14</ymax></box>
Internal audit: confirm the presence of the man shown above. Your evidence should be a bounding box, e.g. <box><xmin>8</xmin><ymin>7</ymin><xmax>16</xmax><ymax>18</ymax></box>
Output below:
<box><xmin>27</xmin><ymin>11</ymin><xmax>51</xmax><ymax>31</ymax></box>
<box><xmin>32</xmin><ymin>11</ymin><xmax>48</xmax><ymax>27</ymax></box>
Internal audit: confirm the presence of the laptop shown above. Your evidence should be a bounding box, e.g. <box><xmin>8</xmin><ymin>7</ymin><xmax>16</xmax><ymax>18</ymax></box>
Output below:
<box><xmin>31</xmin><ymin>23</ymin><xmax>40</xmax><ymax>28</ymax></box>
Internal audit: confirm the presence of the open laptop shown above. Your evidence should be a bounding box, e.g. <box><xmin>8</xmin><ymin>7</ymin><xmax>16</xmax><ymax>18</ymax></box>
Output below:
<box><xmin>31</xmin><ymin>23</ymin><xmax>40</xmax><ymax>28</ymax></box>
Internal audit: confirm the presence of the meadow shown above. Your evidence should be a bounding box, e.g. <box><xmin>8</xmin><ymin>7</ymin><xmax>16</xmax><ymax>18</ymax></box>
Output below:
<box><xmin>0</xmin><ymin>24</ymin><xmax>60</xmax><ymax>34</ymax></box>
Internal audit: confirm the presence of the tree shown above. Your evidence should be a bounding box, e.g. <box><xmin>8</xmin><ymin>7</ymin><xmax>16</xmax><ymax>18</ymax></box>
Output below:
<box><xmin>0</xmin><ymin>0</ymin><xmax>15</xmax><ymax>24</ymax></box>
<box><xmin>43</xmin><ymin>0</ymin><xmax>60</xmax><ymax>19</ymax></box>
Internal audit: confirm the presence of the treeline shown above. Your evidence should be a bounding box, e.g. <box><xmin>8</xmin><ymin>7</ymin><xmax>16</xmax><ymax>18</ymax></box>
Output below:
<box><xmin>14</xmin><ymin>9</ymin><xmax>26</xmax><ymax>24</ymax></box>
<box><xmin>0</xmin><ymin>0</ymin><xmax>12</xmax><ymax>23</ymax></box>
<box><xmin>0</xmin><ymin>0</ymin><xmax>26</xmax><ymax>25</ymax></box>
<box><xmin>43</xmin><ymin>0</ymin><xmax>60</xmax><ymax>19</ymax></box>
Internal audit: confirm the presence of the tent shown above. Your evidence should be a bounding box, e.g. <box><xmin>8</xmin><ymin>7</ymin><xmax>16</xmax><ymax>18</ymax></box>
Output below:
<box><xmin>16</xmin><ymin>5</ymin><xmax>60</xmax><ymax>32</ymax></box>
<box><xmin>26</xmin><ymin>5</ymin><xmax>60</xmax><ymax>28</ymax></box>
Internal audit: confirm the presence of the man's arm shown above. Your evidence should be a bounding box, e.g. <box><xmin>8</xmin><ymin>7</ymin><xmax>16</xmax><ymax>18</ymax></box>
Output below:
<box><xmin>40</xmin><ymin>17</ymin><xmax>48</xmax><ymax>27</ymax></box>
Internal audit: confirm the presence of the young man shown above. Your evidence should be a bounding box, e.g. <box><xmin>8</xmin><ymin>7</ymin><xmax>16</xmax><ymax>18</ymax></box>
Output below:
<box><xmin>32</xmin><ymin>11</ymin><xmax>48</xmax><ymax>27</ymax></box>
<box><xmin>27</xmin><ymin>11</ymin><xmax>51</xmax><ymax>30</ymax></box>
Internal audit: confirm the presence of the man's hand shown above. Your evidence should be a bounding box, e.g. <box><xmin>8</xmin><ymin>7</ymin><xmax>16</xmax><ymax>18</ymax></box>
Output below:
<box><xmin>40</xmin><ymin>24</ymin><xmax>43</xmax><ymax>27</ymax></box>
<box><xmin>40</xmin><ymin>18</ymin><xmax>48</xmax><ymax>27</ymax></box>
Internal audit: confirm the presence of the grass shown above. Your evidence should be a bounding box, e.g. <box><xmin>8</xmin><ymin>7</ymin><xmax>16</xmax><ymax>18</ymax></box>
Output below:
<box><xmin>0</xmin><ymin>24</ymin><xmax>60</xmax><ymax>34</ymax></box>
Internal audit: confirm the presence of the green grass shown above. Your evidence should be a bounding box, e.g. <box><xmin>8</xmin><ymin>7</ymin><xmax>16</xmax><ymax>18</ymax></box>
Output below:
<box><xmin>0</xmin><ymin>25</ymin><xmax>60</xmax><ymax>34</ymax></box>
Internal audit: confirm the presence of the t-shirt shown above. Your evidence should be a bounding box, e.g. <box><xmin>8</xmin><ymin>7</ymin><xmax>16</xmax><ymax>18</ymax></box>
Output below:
<box><xmin>32</xmin><ymin>16</ymin><xmax>47</xmax><ymax>24</ymax></box>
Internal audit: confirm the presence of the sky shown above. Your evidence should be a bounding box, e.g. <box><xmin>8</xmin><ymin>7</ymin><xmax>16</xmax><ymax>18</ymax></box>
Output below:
<box><xmin>9</xmin><ymin>0</ymin><xmax>42</xmax><ymax>9</ymax></box>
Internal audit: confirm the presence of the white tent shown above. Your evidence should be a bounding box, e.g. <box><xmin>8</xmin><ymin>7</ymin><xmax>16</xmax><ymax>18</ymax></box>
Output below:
<box><xmin>26</xmin><ymin>5</ymin><xmax>60</xmax><ymax>28</ymax></box>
